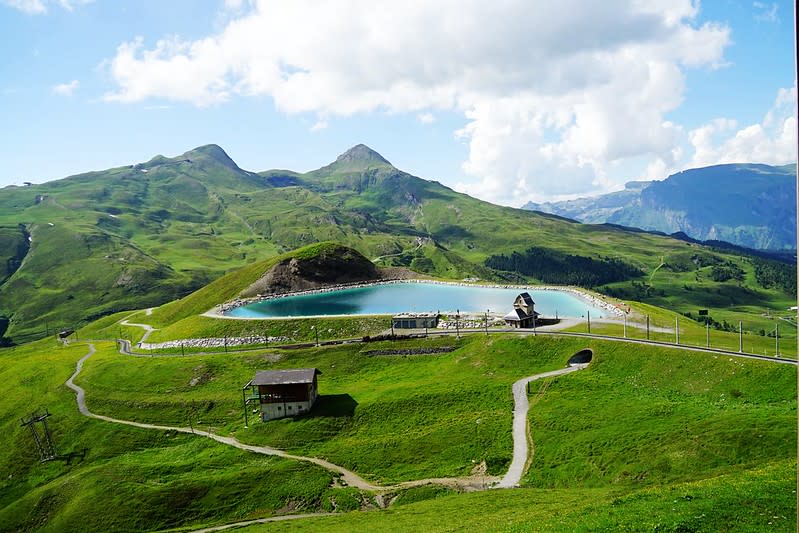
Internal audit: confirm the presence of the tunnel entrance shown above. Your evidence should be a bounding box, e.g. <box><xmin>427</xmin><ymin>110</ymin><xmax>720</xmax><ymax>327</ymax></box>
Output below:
<box><xmin>567</xmin><ymin>348</ymin><xmax>593</xmax><ymax>366</ymax></box>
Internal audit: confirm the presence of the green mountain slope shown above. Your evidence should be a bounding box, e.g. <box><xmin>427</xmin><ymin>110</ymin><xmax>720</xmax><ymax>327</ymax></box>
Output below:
<box><xmin>0</xmin><ymin>145</ymin><xmax>794</xmax><ymax>342</ymax></box>
<box><xmin>524</xmin><ymin>163</ymin><xmax>797</xmax><ymax>250</ymax></box>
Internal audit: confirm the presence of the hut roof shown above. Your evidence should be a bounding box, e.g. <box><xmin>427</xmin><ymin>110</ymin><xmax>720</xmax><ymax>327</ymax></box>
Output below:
<box><xmin>252</xmin><ymin>368</ymin><xmax>320</xmax><ymax>386</ymax></box>
<box><xmin>516</xmin><ymin>292</ymin><xmax>535</xmax><ymax>306</ymax></box>
<box><xmin>503</xmin><ymin>308</ymin><xmax>540</xmax><ymax>321</ymax></box>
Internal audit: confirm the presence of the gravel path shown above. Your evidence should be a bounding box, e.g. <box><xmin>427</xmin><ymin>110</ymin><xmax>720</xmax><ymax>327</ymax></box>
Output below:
<box><xmin>65</xmin><ymin>343</ymin><xmax>499</xmax><ymax>492</ymax></box>
<box><xmin>189</xmin><ymin>513</ymin><xmax>335</xmax><ymax>533</ymax></box>
<box><xmin>498</xmin><ymin>364</ymin><xmax>588</xmax><ymax>488</ymax></box>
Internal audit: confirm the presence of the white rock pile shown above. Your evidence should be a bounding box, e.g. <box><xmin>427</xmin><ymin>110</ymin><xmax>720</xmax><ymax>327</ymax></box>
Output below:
<box><xmin>138</xmin><ymin>335</ymin><xmax>291</xmax><ymax>350</ymax></box>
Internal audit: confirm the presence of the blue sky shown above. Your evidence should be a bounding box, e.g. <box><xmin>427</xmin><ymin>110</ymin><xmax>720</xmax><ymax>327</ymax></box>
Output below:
<box><xmin>0</xmin><ymin>0</ymin><xmax>795</xmax><ymax>205</ymax></box>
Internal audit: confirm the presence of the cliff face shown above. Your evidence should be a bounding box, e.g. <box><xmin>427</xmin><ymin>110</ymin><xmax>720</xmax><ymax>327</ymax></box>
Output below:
<box><xmin>523</xmin><ymin>163</ymin><xmax>797</xmax><ymax>250</ymax></box>
<box><xmin>240</xmin><ymin>244</ymin><xmax>380</xmax><ymax>297</ymax></box>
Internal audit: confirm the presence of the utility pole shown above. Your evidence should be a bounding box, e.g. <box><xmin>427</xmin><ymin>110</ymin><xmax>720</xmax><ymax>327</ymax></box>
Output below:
<box><xmin>390</xmin><ymin>319</ymin><xmax>395</xmax><ymax>337</ymax></box>
<box><xmin>181</xmin><ymin>343</ymin><xmax>185</xmax><ymax>356</ymax></box>
<box><xmin>623</xmin><ymin>312</ymin><xmax>627</xmax><ymax>339</ymax></box>
<box><xmin>484</xmin><ymin>310</ymin><xmax>489</xmax><ymax>336</ymax></box>
<box><xmin>775</xmin><ymin>323</ymin><xmax>779</xmax><ymax>356</ymax></box>
<box><xmin>242</xmin><ymin>387</ymin><xmax>249</xmax><ymax>428</ymax></box>
<box><xmin>675</xmin><ymin>317</ymin><xmax>679</xmax><ymax>345</ymax></box>
<box><xmin>738</xmin><ymin>321</ymin><xmax>743</xmax><ymax>353</ymax></box>
<box><xmin>587</xmin><ymin>311</ymin><xmax>590</xmax><ymax>334</ymax></box>
<box><xmin>532</xmin><ymin>312</ymin><xmax>537</xmax><ymax>336</ymax></box>
<box><xmin>455</xmin><ymin>309</ymin><xmax>460</xmax><ymax>339</ymax></box>
<box><xmin>646</xmin><ymin>315</ymin><xmax>650</xmax><ymax>340</ymax></box>
<box><xmin>706</xmin><ymin>322</ymin><xmax>709</xmax><ymax>348</ymax></box>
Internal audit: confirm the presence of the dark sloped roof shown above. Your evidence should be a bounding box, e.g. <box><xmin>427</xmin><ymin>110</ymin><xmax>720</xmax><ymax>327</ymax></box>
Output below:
<box><xmin>517</xmin><ymin>292</ymin><xmax>534</xmax><ymax>306</ymax></box>
<box><xmin>253</xmin><ymin>368</ymin><xmax>320</xmax><ymax>386</ymax></box>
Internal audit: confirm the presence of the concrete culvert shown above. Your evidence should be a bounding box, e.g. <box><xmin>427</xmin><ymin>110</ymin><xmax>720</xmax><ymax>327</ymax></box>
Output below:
<box><xmin>567</xmin><ymin>348</ymin><xmax>593</xmax><ymax>366</ymax></box>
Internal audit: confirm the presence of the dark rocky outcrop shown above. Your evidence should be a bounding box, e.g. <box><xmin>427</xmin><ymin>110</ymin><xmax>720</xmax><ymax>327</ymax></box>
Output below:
<box><xmin>240</xmin><ymin>244</ymin><xmax>380</xmax><ymax>297</ymax></box>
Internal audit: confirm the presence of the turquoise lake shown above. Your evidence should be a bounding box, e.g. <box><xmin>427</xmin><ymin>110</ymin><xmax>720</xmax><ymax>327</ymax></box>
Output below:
<box><xmin>227</xmin><ymin>282</ymin><xmax>611</xmax><ymax>319</ymax></box>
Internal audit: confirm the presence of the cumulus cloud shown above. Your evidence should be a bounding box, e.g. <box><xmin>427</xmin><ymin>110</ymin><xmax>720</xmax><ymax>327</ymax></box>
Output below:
<box><xmin>688</xmin><ymin>85</ymin><xmax>797</xmax><ymax>168</ymax></box>
<box><xmin>2</xmin><ymin>0</ymin><xmax>91</xmax><ymax>14</ymax></box>
<box><xmin>52</xmin><ymin>79</ymin><xmax>79</xmax><ymax>96</ymax></box>
<box><xmin>103</xmin><ymin>0</ymin><xmax>733</xmax><ymax>204</ymax></box>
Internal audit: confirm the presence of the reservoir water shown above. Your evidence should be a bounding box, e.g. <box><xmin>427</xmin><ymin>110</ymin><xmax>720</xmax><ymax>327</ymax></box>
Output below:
<box><xmin>227</xmin><ymin>282</ymin><xmax>611</xmax><ymax>319</ymax></box>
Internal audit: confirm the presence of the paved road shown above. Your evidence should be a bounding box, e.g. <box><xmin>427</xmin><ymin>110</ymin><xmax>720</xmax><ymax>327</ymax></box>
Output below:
<box><xmin>117</xmin><ymin>305</ymin><xmax>794</xmax><ymax>365</ymax></box>
<box><xmin>498</xmin><ymin>364</ymin><xmax>588</xmax><ymax>488</ymax></box>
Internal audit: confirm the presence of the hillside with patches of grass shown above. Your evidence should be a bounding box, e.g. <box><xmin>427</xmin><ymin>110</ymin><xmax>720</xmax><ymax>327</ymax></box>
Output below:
<box><xmin>0</xmin><ymin>334</ymin><xmax>794</xmax><ymax>531</ymax></box>
<box><xmin>0</xmin><ymin>144</ymin><xmax>794</xmax><ymax>343</ymax></box>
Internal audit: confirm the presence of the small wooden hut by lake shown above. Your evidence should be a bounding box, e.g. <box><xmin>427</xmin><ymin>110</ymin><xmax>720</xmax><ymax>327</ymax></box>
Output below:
<box><xmin>243</xmin><ymin>368</ymin><xmax>320</xmax><ymax>422</ymax></box>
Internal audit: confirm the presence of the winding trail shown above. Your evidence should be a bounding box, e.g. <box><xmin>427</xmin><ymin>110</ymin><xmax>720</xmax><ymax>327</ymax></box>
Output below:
<box><xmin>189</xmin><ymin>513</ymin><xmax>335</xmax><ymax>533</ymax></box>
<box><xmin>498</xmin><ymin>364</ymin><xmax>588</xmax><ymax>488</ymax></box>
<box><xmin>72</xmin><ymin>314</ymin><xmax>793</xmax><ymax>497</ymax></box>
<box><xmin>120</xmin><ymin>312</ymin><xmax>157</xmax><ymax>344</ymax></box>
<box><xmin>65</xmin><ymin>343</ymin><xmax>512</xmax><ymax>492</ymax></box>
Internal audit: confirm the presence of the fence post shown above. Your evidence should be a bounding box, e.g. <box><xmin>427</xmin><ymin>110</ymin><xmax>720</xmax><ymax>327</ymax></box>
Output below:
<box><xmin>738</xmin><ymin>322</ymin><xmax>743</xmax><ymax>353</ymax></box>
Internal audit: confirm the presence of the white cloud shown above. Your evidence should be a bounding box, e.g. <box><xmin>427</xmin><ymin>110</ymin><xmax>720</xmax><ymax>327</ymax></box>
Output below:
<box><xmin>417</xmin><ymin>112</ymin><xmax>435</xmax><ymax>124</ymax></box>
<box><xmin>1</xmin><ymin>0</ymin><xmax>91</xmax><ymax>14</ymax></box>
<box><xmin>2</xmin><ymin>0</ymin><xmax>46</xmax><ymax>13</ymax></box>
<box><xmin>310</xmin><ymin>118</ymin><xmax>328</xmax><ymax>132</ymax></box>
<box><xmin>753</xmin><ymin>1</ymin><xmax>779</xmax><ymax>23</ymax></box>
<box><xmin>688</xmin><ymin>85</ymin><xmax>797</xmax><ymax>167</ymax></box>
<box><xmin>52</xmin><ymin>79</ymin><xmax>79</xmax><ymax>96</ymax></box>
<box><xmin>103</xmin><ymin>0</ymin><xmax>732</xmax><ymax>204</ymax></box>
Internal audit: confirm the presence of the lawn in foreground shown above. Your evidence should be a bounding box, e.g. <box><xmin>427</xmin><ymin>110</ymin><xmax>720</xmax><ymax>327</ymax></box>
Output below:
<box><xmin>0</xmin><ymin>340</ymin><xmax>357</xmax><ymax>533</ymax></box>
<box><xmin>244</xmin><ymin>460</ymin><xmax>795</xmax><ymax>532</ymax></box>
<box><xmin>76</xmin><ymin>334</ymin><xmax>795</xmax><ymax>488</ymax></box>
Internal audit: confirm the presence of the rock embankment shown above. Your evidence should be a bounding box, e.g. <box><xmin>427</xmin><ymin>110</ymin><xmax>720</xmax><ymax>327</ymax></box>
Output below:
<box><xmin>240</xmin><ymin>245</ymin><xmax>380</xmax><ymax>298</ymax></box>
<box><xmin>363</xmin><ymin>347</ymin><xmax>456</xmax><ymax>356</ymax></box>
<box><xmin>138</xmin><ymin>335</ymin><xmax>291</xmax><ymax>350</ymax></box>
<box><xmin>438</xmin><ymin>317</ymin><xmax>506</xmax><ymax>329</ymax></box>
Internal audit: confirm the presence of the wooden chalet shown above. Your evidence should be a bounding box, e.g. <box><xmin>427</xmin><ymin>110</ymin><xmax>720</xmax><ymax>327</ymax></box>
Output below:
<box><xmin>503</xmin><ymin>292</ymin><xmax>540</xmax><ymax>328</ymax></box>
<box><xmin>243</xmin><ymin>368</ymin><xmax>320</xmax><ymax>422</ymax></box>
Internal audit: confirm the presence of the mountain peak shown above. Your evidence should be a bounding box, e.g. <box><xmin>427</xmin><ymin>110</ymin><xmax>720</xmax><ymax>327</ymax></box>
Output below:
<box><xmin>182</xmin><ymin>144</ymin><xmax>240</xmax><ymax>169</ymax></box>
<box><xmin>333</xmin><ymin>144</ymin><xmax>392</xmax><ymax>168</ymax></box>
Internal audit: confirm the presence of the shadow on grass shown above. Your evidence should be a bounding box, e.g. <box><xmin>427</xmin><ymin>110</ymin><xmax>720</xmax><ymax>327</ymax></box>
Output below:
<box><xmin>301</xmin><ymin>394</ymin><xmax>358</xmax><ymax>419</ymax></box>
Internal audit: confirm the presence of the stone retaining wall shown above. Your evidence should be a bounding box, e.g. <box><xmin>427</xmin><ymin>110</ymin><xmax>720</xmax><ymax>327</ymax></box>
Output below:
<box><xmin>138</xmin><ymin>335</ymin><xmax>291</xmax><ymax>350</ymax></box>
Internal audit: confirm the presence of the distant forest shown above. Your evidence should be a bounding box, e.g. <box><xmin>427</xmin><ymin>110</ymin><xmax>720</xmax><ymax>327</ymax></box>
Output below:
<box><xmin>752</xmin><ymin>257</ymin><xmax>797</xmax><ymax>297</ymax></box>
<box><xmin>485</xmin><ymin>247</ymin><xmax>644</xmax><ymax>287</ymax></box>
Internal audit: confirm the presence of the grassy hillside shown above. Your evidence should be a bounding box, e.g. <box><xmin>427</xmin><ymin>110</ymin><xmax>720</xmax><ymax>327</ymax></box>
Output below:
<box><xmin>246</xmin><ymin>461</ymin><xmax>795</xmax><ymax>532</ymax></box>
<box><xmin>0</xmin><ymin>339</ymin><xmax>357</xmax><ymax>533</ymax></box>
<box><xmin>1</xmin><ymin>333</ymin><xmax>793</xmax><ymax>531</ymax></box>
<box><xmin>145</xmin><ymin>241</ymin><xmax>370</xmax><ymax>328</ymax></box>
<box><xmin>1</xmin><ymin>144</ymin><xmax>794</xmax><ymax>343</ymax></box>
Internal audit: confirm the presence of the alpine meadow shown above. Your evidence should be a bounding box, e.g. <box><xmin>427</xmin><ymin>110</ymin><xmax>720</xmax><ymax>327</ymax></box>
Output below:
<box><xmin>1</xmin><ymin>1</ymin><xmax>797</xmax><ymax>532</ymax></box>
